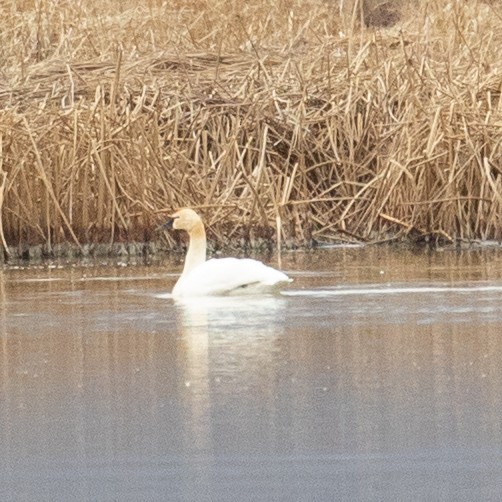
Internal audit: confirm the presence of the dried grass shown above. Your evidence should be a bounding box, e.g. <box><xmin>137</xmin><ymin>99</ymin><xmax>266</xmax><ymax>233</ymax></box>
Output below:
<box><xmin>1</xmin><ymin>0</ymin><xmax>502</xmax><ymax>257</ymax></box>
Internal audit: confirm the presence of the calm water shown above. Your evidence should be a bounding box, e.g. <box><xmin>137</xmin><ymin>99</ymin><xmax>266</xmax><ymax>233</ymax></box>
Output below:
<box><xmin>2</xmin><ymin>247</ymin><xmax>502</xmax><ymax>501</ymax></box>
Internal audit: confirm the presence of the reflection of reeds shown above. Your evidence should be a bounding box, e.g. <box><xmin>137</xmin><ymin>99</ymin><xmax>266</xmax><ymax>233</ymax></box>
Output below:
<box><xmin>1</xmin><ymin>0</ymin><xmax>502</xmax><ymax>257</ymax></box>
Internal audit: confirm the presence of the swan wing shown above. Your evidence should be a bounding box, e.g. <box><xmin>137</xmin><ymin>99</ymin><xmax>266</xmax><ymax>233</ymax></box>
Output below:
<box><xmin>173</xmin><ymin>258</ymin><xmax>291</xmax><ymax>297</ymax></box>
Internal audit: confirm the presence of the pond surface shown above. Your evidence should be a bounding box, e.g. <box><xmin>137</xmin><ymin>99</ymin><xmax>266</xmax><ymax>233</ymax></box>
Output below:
<box><xmin>2</xmin><ymin>247</ymin><xmax>502</xmax><ymax>501</ymax></box>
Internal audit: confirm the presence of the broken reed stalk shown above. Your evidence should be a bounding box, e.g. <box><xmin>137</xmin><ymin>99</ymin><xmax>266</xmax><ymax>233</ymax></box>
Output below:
<box><xmin>0</xmin><ymin>0</ymin><xmax>502</xmax><ymax>258</ymax></box>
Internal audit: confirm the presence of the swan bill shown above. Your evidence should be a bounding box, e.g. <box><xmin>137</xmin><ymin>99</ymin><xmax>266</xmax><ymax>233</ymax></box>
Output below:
<box><xmin>158</xmin><ymin>217</ymin><xmax>175</xmax><ymax>231</ymax></box>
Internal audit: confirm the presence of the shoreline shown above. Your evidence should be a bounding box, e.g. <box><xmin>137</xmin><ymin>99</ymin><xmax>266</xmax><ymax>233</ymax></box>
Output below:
<box><xmin>2</xmin><ymin>236</ymin><xmax>502</xmax><ymax>266</ymax></box>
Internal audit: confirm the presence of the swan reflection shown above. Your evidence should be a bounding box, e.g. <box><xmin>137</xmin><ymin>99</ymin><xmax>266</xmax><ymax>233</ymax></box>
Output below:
<box><xmin>172</xmin><ymin>294</ymin><xmax>287</xmax><ymax>453</ymax></box>
<box><xmin>174</xmin><ymin>294</ymin><xmax>288</xmax><ymax>330</ymax></box>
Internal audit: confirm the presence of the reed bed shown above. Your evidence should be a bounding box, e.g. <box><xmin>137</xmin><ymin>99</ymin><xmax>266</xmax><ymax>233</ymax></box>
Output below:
<box><xmin>0</xmin><ymin>0</ymin><xmax>501</xmax><ymax>259</ymax></box>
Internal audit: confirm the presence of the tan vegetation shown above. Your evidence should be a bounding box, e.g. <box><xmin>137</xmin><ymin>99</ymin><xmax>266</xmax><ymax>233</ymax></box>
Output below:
<box><xmin>0</xmin><ymin>0</ymin><xmax>501</xmax><ymax>258</ymax></box>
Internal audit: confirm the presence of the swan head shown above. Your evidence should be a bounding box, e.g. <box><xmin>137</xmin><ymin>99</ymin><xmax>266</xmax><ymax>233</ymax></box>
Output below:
<box><xmin>161</xmin><ymin>208</ymin><xmax>203</xmax><ymax>233</ymax></box>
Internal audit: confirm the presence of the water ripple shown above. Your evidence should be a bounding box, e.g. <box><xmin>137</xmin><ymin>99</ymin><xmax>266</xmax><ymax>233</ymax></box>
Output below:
<box><xmin>282</xmin><ymin>283</ymin><xmax>502</xmax><ymax>297</ymax></box>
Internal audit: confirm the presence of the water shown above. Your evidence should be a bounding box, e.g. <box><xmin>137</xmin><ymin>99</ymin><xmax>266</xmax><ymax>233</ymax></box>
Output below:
<box><xmin>2</xmin><ymin>247</ymin><xmax>502</xmax><ymax>501</ymax></box>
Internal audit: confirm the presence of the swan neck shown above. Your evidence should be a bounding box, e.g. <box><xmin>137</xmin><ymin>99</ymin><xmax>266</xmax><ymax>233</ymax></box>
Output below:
<box><xmin>183</xmin><ymin>221</ymin><xmax>206</xmax><ymax>275</ymax></box>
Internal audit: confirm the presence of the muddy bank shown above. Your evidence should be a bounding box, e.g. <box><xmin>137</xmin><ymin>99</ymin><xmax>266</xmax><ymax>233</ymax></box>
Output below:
<box><xmin>2</xmin><ymin>235</ymin><xmax>315</xmax><ymax>263</ymax></box>
<box><xmin>2</xmin><ymin>235</ymin><xmax>501</xmax><ymax>265</ymax></box>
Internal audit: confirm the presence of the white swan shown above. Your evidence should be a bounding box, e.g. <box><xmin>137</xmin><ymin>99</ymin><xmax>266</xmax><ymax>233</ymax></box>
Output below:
<box><xmin>161</xmin><ymin>208</ymin><xmax>292</xmax><ymax>297</ymax></box>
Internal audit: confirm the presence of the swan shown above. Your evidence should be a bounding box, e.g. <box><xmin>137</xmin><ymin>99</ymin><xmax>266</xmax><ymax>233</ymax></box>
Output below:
<box><xmin>160</xmin><ymin>208</ymin><xmax>292</xmax><ymax>297</ymax></box>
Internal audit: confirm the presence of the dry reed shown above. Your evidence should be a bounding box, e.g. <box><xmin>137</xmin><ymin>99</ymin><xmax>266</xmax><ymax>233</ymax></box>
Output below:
<box><xmin>1</xmin><ymin>0</ymin><xmax>502</xmax><ymax>259</ymax></box>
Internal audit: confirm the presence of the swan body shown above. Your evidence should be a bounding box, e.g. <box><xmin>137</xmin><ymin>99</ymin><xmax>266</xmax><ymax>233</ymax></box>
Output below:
<box><xmin>173</xmin><ymin>257</ymin><xmax>290</xmax><ymax>297</ymax></box>
<box><xmin>162</xmin><ymin>208</ymin><xmax>292</xmax><ymax>298</ymax></box>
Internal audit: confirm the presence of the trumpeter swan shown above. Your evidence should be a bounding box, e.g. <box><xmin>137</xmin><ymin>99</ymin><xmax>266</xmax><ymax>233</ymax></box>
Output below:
<box><xmin>161</xmin><ymin>208</ymin><xmax>292</xmax><ymax>297</ymax></box>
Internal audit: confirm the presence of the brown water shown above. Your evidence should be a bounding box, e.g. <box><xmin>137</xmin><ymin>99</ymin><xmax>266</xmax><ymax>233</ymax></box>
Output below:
<box><xmin>2</xmin><ymin>247</ymin><xmax>502</xmax><ymax>501</ymax></box>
